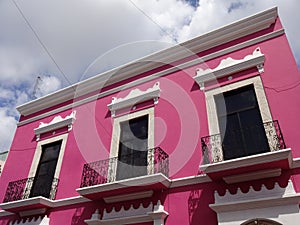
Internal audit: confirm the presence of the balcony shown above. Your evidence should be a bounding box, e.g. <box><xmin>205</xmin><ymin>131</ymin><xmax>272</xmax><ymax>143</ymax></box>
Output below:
<box><xmin>200</xmin><ymin>120</ymin><xmax>292</xmax><ymax>183</ymax></box>
<box><xmin>76</xmin><ymin>147</ymin><xmax>170</xmax><ymax>202</ymax></box>
<box><xmin>0</xmin><ymin>177</ymin><xmax>58</xmax><ymax>216</ymax></box>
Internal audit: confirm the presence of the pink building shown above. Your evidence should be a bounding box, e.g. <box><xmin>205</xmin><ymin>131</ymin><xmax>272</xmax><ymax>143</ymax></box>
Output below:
<box><xmin>0</xmin><ymin>7</ymin><xmax>300</xmax><ymax>225</ymax></box>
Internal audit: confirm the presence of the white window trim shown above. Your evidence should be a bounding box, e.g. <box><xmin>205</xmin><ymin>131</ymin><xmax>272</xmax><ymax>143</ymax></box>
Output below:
<box><xmin>109</xmin><ymin>107</ymin><xmax>155</xmax><ymax>180</ymax></box>
<box><xmin>204</xmin><ymin>76</ymin><xmax>273</xmax><ymax>162</ymax></box>
<box><xmin>205</xmin><ymin>76</ymin><xmax>272</xmax><ymax>136</ymax></box>
<box><xmin>28</xmin><ymin>133</ymin><xmax>69</xmax><ymax>186</ymax></box>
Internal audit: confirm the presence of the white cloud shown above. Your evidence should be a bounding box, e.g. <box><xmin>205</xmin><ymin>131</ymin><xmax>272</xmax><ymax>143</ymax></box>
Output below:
<box><xmin>0</xmin><ymin>108</ymin><xmax>17</xmax><ymax>152</ymax></box>
<box><xmin>0</xmin><ymin>88</ymin><xmax>14</xmax><ymax>100</ymax></box>
<box><xmin>176</xmin><ymin>0</ymin><xmax>300</xmax><ymax>64</ymax></box>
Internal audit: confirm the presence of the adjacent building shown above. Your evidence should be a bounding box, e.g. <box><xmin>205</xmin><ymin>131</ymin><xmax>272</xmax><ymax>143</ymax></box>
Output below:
<box><xmin>0</xmin><ymin>151</ymin><xmax>9</xmax><ymax>175</ymax></box>
<box><xmin>0</xmin><ymin>7</ymin><xmax>300</xmax><ymax>225</ymax></box>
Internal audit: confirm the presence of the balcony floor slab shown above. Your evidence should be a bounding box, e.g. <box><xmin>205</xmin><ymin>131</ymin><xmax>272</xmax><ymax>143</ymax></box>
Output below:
<box><xmin>76</xmin><ymin>173</ymin><xmax>171</xmax><ymax>201</ymax></box>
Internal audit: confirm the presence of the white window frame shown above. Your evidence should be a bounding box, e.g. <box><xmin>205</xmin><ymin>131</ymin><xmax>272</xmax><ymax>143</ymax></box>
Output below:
<box><xmin>109</xmin><ymin>107</ymin><xmax>155</xmax><ymax>180</ymax></box>
<box><xmin>204</xmin><ymin>76</ymin><xmax>273</xmax><ymax>161</ymax></box>
<box><xmin>27</xmin><ymin>133</ymin><xmax>69</xmax><ymax>196</ymax></box>
<box><xmin>205</xmin><ymin>76</ymin><xmax>272</xmax><ymax>136</ymax></box>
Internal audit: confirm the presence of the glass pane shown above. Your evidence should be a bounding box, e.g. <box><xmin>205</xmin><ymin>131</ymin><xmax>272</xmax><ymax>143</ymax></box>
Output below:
<box><xmin>223</xmin><ymin>85</ymin><xmax>257</xmax><ymax>114</ymax></box>
<box><xmin>117</xmin><ymin>115</ymin><xmax>148</xmax><ymax>180</ymax></box>
<box><xmin>221</xmin><ymin>114</ymin><xmax>245</xmax><ymax>160</ymax></box>
<box><xmin>239</xmin><ymin>109</ymin><xmax>269</xmax><ymax>155</ymax></box>
<box><xmin>40</xmin><ymin>142</ymin><xmax>61</xmax><ymax>162</ymax></box>
<box><xmin>215</xmin><ymin>85</ymin><xmax>269</xmax><ymax>160</ymax></box>
<box><xmin>30</xmin><ymin>141</ymin><xmax>62</xmax><ymax>198</ymax></box>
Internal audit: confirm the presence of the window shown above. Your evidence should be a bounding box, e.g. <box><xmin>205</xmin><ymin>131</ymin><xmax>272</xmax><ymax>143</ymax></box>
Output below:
<box><xmin>110</xmin><ymin>108</ymin><xmax>154</xmax><ymax>181</ymax></box>
<box><xmin>205</xmin><ymin>76</ymin><xmax>273</xmax><ymax>161</ymax></box>
<box><xmin>117</xmin><ymin>115</ymin><xmax>149</xmax><ymax>180</ymax></box>
<box><xmin>214</xmin><ymin>84</ymin><xmax>269</xmax><ymax>160</ymax></box>
<box><xmin>27</xmin><ymin>133</ymin><xmax>68</xmax><ymax>199</ymax></box>
<box><xmin>30</xmin><ymin>141</ymin><xmax>62</xmax><ymax>198</ymax></box>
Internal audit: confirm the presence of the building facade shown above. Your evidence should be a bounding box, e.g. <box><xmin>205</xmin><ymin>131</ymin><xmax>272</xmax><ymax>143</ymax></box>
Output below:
<box><xmin>0</xmin><ymin>7</ymin><xmax>300</xmax><ymax>225</ymax></box>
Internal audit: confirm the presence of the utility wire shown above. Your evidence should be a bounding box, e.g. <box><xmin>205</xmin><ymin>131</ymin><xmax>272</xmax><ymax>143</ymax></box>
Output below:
<box><xmin>12</xmin><ymin>0</ymin><xmax>73</xmax><ymax>86</ymax></box>
<box><xmin>128</xmin><ymin>0</ymin><xmax>178</xmax><ymax>43</ymax></box>
<box><xmin>11</xmin><ymin>0</ymin><xmax>120</xmax><ymax>149</ymax></box>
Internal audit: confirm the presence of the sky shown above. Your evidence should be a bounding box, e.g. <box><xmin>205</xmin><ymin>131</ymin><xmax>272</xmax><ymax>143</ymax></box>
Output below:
<box><xmin>0</xmin><ymin>0</ymin><xmax>299</xmax><ymax>152</ymax></box>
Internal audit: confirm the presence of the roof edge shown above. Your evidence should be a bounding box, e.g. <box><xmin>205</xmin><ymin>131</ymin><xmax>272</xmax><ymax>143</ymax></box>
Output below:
<box><xmin>17</xmin><ymin>7</ymin><xmax>278</xmax><ymax>116</ymax></box>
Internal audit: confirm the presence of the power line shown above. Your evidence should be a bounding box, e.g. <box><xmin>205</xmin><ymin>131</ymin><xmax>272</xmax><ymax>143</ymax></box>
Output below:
<box><xmin>128</xmin><ymin>0</ymin><xmax>178</xmax><ymax>43</ymax></box>
<box><xmin>11</xmin><ymin>0</ymin><xmax>120</xmax><ymax>148</ymax></box>
<box><xmin>11</xmin><ymin>0</ymin><xmax>73</xmax><ymax>86</ymax></box>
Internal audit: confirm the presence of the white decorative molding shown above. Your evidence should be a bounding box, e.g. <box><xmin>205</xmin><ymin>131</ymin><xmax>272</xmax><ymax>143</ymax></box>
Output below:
<box><xmin>103</xmin><ymin>203</ymin><xmax>153</xmax><ymax>220</ymax></box>
<box><xmin>107</xmin><ymin>82</ymin><xmax>160</xmax><ymax>117</ymax></box>
<box><xmin>213</xmin><ymin>179</ymin><xmax>300</xmax><ymax>210</ymax></box>
<box><xmin>210</xmin><ymin>180</ymin><xmax>300</xmax><ymax>225</ymax></box>
<box><xmin>85</xmin><ymin>200</ymin><xmax>168</xmax><ymax>225</ymax></box>
<box><xmin>34</xmin><ymin>111</ymin><xmax>76</xmax><ymax>141</ymax></box>
<box><xmin>9</xmin><ymin>216</ymin><xmax>50</xmax><ymax>225</ymax></box>
<box><xmin>194</xmin><ymin>47</ymin><xmax>265</xmax><ymax>90</ymax></box>
<box><xmin>16</xmin><ymin>7</ymin><xmax>278</xmax><ymax>117</ymax></box>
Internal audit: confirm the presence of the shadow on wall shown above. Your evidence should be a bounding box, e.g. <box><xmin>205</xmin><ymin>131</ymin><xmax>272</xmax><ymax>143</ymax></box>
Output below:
<box><xmin>188</xmin><ymin>183</ymin><xmax>217</xmax><ymax>225</ymax></box>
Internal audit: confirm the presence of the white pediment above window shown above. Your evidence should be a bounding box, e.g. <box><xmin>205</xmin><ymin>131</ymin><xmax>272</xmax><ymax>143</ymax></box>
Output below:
<box><xmin>34</xmin><ymin>111</ymin><xmax>76</xmax><ymax>141</ymax></box>
<box><xmin>9</xmin><ymin>216</ymin><xmax>50</xmax><ymax>225</ymax></box>
<box><xmin>194</xmin><ymin>47</ymin><xmax>265</xmax><ymax>90</ymax></box>
<box><xmin>107</xmin><ymin>82</ymin><xmax>160</xmax><ymax>117</ymax></box>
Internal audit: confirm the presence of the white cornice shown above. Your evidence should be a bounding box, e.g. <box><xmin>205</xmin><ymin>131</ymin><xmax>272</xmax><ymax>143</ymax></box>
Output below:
<box><xmin>16</xmin><ymin>7</ymin><xmax>278</xmax><ymax>117</ymax></box>
<box><xmin>194</xmin><ymin>47</ymin><xmax>265</xmax><ymax>90</ymax></box>
<box><xmin>17</xmin><ymin>29</ymin><xmax>284</xmax><ymax>127</ymax></box>
<box><xmin>34</xmin><ymin>111</ymin><xmax>76</xmax><ymax>141</ymax></box>
<box><xmin>107</xmin><ymin>82</ymin><xmax>160</xmax><ymax>117</ymax></box>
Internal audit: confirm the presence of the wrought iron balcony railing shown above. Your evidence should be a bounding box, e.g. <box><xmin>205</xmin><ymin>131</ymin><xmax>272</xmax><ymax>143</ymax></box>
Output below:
<box><xmin>201</xmin><ymin>120</ymin><xmax>286</xmax><ymax>164</ymax></box>
<box><xmin>3</xmin><ymin>177</ymin><xmax>59</xmax><ymax>203</ymax></box>
<box><xmin>80</xmin><ymin>147</ymin><xmax>169</xmax><ymax>188</ymax></box>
